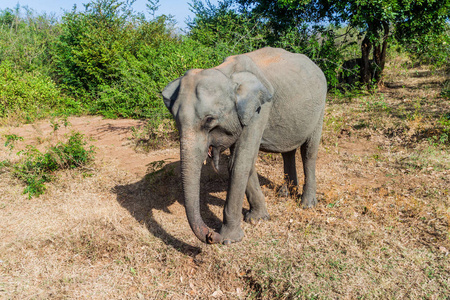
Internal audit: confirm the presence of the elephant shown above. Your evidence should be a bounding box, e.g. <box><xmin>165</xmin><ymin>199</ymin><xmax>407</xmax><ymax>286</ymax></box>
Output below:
<box><xmin>162</xmin><ymin>47</ymin><xmax>327</xmax><ymax>245</ymax></box>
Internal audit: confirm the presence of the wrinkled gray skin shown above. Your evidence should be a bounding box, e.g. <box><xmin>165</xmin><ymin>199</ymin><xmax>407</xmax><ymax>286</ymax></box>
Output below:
<box><xmin>162</xmin><ymin>47</ymin><xmax>326</xmax><ymax>245</ymax></box>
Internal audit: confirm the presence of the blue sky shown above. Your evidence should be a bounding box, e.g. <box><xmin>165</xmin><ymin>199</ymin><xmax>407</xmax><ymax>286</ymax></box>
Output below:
<box><xmin>0</xmin><ymin>0</ymin><xmax>219</xmax><ymax>29</ymax></box>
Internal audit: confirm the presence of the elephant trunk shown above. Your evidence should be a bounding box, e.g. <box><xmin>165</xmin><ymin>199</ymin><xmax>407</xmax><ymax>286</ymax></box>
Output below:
<box><xmin>180</xmin><ymin>131</ymin><xmax>223</xmax><ymax>244</ymax></box>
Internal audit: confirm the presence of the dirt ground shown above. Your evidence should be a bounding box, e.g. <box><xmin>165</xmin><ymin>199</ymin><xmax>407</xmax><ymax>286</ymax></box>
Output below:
<box><xmin>0</xmin><ymin>61</ymin><xmax>449</xmax><ymax>299</ymax></box>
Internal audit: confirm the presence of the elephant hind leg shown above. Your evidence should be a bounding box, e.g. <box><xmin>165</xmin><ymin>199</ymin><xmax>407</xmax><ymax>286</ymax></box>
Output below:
<box><xmin>278</xmin><ymin>149</ymin><xmax>299</xmax><ymax>198</ymax></box>
<box><xmin>300</xmin><ymin>123</ymin><xmax>323</xmax><ymax>208</ymax></box>
<box><xmin>244</xmin><ymin>165</ymin><xmax>270</xmax><ymax>224</ymax></box>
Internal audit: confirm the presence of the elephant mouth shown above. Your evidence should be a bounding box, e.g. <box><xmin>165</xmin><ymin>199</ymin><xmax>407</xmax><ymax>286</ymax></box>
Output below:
<box><xmin>208</xmin><ymin>145</ymin><xmax>220</xmax><ymax>172</ymax></box>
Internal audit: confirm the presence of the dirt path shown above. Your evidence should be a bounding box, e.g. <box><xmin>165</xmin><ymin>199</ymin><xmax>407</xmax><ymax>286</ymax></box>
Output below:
<box><xmin>0</xmin><ymin>116</ymin><xmax>180</xmax><ymax>177</ymax></box>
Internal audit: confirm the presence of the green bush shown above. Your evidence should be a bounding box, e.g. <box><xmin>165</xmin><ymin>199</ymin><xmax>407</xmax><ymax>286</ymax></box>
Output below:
<box><xmin>51</xmin><ymin>0</ymin><xmax>237</xmax><ymax>120</ymax></box>
<box><xmin>401</xmin><ymin>25</ymin><xmax>450</xmax><ymax>68</ymax></box>
<box><xmin>435</xmin><ymin>113</ymin><xmax>450</xmax><ymax>145</ymax></box>
<box><xmin>0</xmin><ymin>7</ymin><xmax>60</xmax><ymax>73</ymax></box>
<box><xmin>0</xmin><ymin>1</ymin><xmax>236</xmax><ymax>123</ymax></box>
<box><xmin>13</xmin><ymin>131</ymin><xmax>95</xmax><ymax>198</ymax></box>
<box><xmin>188</xmin><ymin>1</ymin><xmax>347</xmax><ymax>88</ymax></box>
<box><xmin>90</xmin><ymin>36</ymin><xmax>227</xmax><ymax>119</ymax></box>
<box><xmin>52</xmin><ymin>1</ymin><xmax>185</xmax><ymax>119</ymax></box>
<box><xmin>188</xmin><ymin>0</ymin><xmax>268</xmax><ymax>54</ymax></box>
<box><xmin>0</xmin><ymin>7</ymin><xmax>81</xmax><ymax>122</ymax></box>
<box><xmin>0</xmin><ymin>60</ymin><xmax>81</xmax><ymax>121</ymax></box>
<box><xmin>441</xmin><ymin>80</ymin><xmax>450</xmax><ymax>99</ymax></box>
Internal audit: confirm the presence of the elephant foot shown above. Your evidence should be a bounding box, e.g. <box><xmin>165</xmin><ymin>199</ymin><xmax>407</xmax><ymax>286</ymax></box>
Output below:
<box><xmin>301</xmin><ymin>183</ymin><xmax>318</xmax><ymax>208</ymax></box>
<box><xmin>220</xmin><ymin>225</ymin><xmax>244</xmax><ymax>245</ymax></box>
<box><xmin>300</xmin><ymin>194</ymin><xmax>317</xmax><ymax>208</ymax></box>
<box><xmin>244</xmin><ymin>209</ymin><xmax>270</xmax><ymax>225</ymax></box>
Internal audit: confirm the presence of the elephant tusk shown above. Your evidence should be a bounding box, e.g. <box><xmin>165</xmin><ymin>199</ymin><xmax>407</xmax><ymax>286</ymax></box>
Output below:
<box><xmin>207</xmin><ymin>145</ymin><xmax>220</xmax><ymax>173</ymax></box>
<box><xmin>211</xmin><ymin>159</ymin><xmax>219</xmax><ymax>173</ymax></box>
<box><xmin>208</xmin><ymin>145</ymin><xmax>213</xmax><ymax>158</ymax></box>
<box><xmin>212</xmin><ymin>147</ymin><xmax>220</xmax><ymax>172</ymax></box>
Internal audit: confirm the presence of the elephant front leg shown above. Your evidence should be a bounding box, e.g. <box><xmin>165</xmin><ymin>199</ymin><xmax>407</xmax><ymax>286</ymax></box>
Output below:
<box><xmin>220</xmin><ymin>131</ymin><xmax>266</xmax><ymax>244</ymax></box>
<box><xmin>220</xmin><ymin>166</ymin><xmax>248</xmax><ymax>244</ymax></box>
<box><xmin>244</xmin><ymin>165</ymin><xmax>270</xmax><ymax>224</ymax></box>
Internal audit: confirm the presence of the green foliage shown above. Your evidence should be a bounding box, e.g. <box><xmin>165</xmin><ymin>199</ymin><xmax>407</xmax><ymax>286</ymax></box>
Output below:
<box><xmin>85</xmin><ymin>35</ymin><xmax>226</xmax><ymax>119</ymax></box>
<box><xmin>0</xmin><ymin>60</ymin><xmax>81</xmax><ymax>121</ymax></box>
<box><xmin>0</xmin><ymin>8</ymin><xmax>15</xmax><ymax>26</ymax></box>
<box><xmin>0</xmin><ymin>159</ymin><xmax>11</xmax><ymax>169</ymax></box>
<box><xmin>0</xmin><ymin>8</ymin><xmax>81</xmax><ymax>122</ymax></box>
<box><xmin>404</xmin><ymin>26</ymin><xmax>450</xmax><ymax>68</ymax></box>
<box><xmin>442</xmin><ymin>80</ymin><xmax>450</xmax><ymax>99</ymax></box>
<box><xmin>4</xmin><ymin>134</ymin><xmax>24</xmax><ymax>152</ymax></box>
<box><xmin>11</xmin><ymin>132</ymin><xmax>95</xmax><ymax>198</ymax></box>
<box><xmin>188</xmin><ymin>0</ymin><xmax>268</xmax><ymax>54</ymax></box>
<box><xmin>0</xmin><ymin>0</ymin><xmax>448</xmax><ymax>125</ymax></box>
<box><xmin>54</xmin><ymin>0</ymin><xmax>141</xmax><ymax>93</ymax></box>
<box><xmin>50</xmin><ymin>116</ymin><xmax>71</xmax><ymax>133</ymax></box>
<box><xmin>51</xmin><ymin>0</ymin><xmax>228</xmax><ymax>120</ymax></box>
<box><xmin>428</xmin><ymin>113</ymin><xmax>450</xmax><ymax>145</ymax></box>
<box><xmin>235</xmin><ymin>0</ymin><xmax>450</xmax><ymax>85</ymax></box>
<box><xmin>438</xmin><ymin>113</ymin><xmax>450</xmax><ymax>144</ymax></box>
<box><xmin>0</xmin><ymin>0</ymin><xmax>238</xmax><ymax>123</ymax></box>
<box><xmin>189</xmin><ymin>1</ymin><xmax>345</xmax><ymax>87</ymax></box>
<box><xmin>0</xmin><ymin>7</ymin><xmax>60</xmax><ymax>73</ymax></box>
<box><xmin>276</xmin><ymin>26</ymin><xmax>345</xmax><ymax>87</ymax></box>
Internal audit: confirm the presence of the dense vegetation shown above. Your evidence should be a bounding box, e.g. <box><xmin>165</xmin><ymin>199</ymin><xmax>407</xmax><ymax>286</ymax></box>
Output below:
<box><xmin>0</xmin><ymin>0</ymin><xmax>448</xmax><ymax>122</ymax></box>
<box><xmin>0</xmin><ymin>1</ymin><xmax>228</xmax><ymax>122</ymax></box>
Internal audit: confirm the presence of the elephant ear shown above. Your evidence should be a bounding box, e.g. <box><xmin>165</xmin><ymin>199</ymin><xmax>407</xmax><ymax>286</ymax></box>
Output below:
<box><xmin>232</xmin><ymin>71</ymin><xmax>273</xmax><ymax>126</ymax></box>
<box><xmin>162</xmin><ymin>77</ymin><xmax>181</xmax><ymax>114</ymax></box>
<box><xmin>216</xmin><ymin>54</ymin><xmax>274</xmax><ymax>126</ymax></box>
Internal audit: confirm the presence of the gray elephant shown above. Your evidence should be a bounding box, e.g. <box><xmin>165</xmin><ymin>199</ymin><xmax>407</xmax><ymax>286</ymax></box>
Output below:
<box><xmin>162</xmin><ymin>47</ymin><xmax>326</xmax><ymax>245</ymax></box>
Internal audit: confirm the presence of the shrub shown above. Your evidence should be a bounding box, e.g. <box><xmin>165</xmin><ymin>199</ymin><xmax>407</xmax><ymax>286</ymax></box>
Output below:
<box><xmin>12</xmin><ymin>131</ymin><xmax>95</xmax><ymax>198</ymax></box>
<box><xmin>0</xmin><ymin>7</ymin><xmax>60</xmax><ymax>73</ymax></box>
<box><xmin>435</xmin><ymin>113</ymin><xmax>450</xmax><ymax>145</ymax></box>
<box><xmin>188</xmin><ymin>0</ymin><xmax>268</xmax><ymax>54</ymax></box>
<box><xmin>0</xmin><ymin>60</ymin><xmax>81</xmax><ymax>121</ymax></box>
<box><xmin>401</xmin><ymin>25</ymin><xmax>450</xmax><ymax>68</ymax></box>
<box><xmin>441</xmin><ymin>80</ymin><xmax>450</xmax><ymax>99</ymax></box>
<box><xmin>52</xmin><ymin>0</ymin><xmax>187</xmax><ymax>120</ymax></box>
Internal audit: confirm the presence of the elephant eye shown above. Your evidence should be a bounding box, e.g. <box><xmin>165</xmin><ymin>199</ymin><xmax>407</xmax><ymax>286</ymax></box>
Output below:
<box><xmin>203</xmin><ymin>116</ymin><xmax>216</xmax><ymax>129</ymax></box>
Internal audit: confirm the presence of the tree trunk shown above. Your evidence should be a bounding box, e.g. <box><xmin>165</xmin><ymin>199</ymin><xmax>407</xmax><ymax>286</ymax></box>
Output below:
<box><xmin>360</xmin><ymin>35</ymin><xmax>373</xmax><ymax>85</ymax></box>
<box><xmin>373</xmin><ymin>22</ymin><xmax>390</xmax><ymax>85</ymax></box>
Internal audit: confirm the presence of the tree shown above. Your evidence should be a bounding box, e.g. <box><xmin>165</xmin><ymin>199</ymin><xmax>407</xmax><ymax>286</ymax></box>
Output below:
<box><xmin>188</xmin><ymin>0</ymin><xmax>269</xmax><ymax>53</ymax></box>
<box><xmin>188</xmin><ymin>0</ymin><xmax>344</xmax><ymax>86</ymax></box>
<box><xmin>235</xmin><ymin>0</ymin><xmax>450</xmax><ymax>85</ymax></box>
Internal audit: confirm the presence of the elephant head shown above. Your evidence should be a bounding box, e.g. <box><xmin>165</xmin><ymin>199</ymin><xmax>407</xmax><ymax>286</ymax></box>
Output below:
<box><xmin>162</xmin><ymin>55</ymin><xmax>273</xmax><ymax>243</ymax></box>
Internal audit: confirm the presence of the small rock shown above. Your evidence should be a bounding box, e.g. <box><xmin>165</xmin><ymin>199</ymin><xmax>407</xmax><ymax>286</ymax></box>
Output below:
<box><xmin>439</xmin><ymin>246</ymin><xmax>448</xmax><ymax>255</ymax></box>
<box><xmin>212</xmin><ymin>289</ymin><xmax>224</xmax><ymax>297</ymax></box>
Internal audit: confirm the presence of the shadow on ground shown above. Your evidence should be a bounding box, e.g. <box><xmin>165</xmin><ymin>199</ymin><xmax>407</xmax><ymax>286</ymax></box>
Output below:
<box><xmin>113</xmin><ymin>153</ymin><xmax>272</xmax><ymax>256</ymax></box>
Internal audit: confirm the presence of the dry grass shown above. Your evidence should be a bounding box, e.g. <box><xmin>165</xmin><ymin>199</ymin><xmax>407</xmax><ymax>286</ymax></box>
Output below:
<box><xmin>1</xmin><ymin>61</ymin><xmax>449</xmax><ymax>299</ymax></box>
